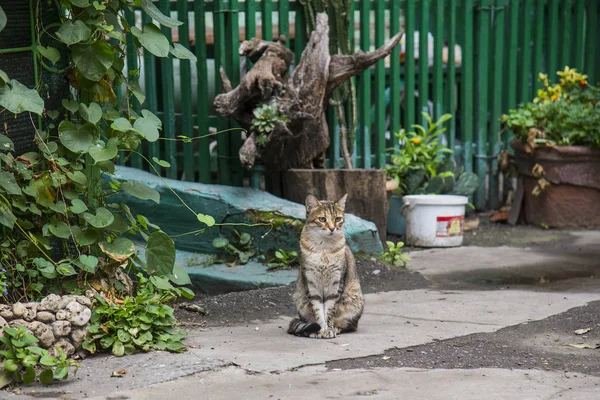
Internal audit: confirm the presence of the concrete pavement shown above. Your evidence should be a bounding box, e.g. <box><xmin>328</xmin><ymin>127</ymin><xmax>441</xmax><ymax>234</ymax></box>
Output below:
<box><xmin>6</xmin><ymin>231</ymin><xmax>600</xmax><ymax>399</ymax></box>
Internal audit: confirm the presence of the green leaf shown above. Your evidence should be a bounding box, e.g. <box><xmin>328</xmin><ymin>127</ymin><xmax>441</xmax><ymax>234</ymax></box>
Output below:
<box><xmin>0</xmin><ymin>6</ymin><xmax>7</xmax><ymax>34</ymax></box>
<box><xmin>36</xmin><ymin>45</ymin><xmax>60</xmax><ymax>64</ymax></box>
<box><xmin>83</xmin><ymin>207</ymin><xmax>114</xmax><ymax>228</ymax></box>
<box><xmin>67</xmin><ymin>171</ymin><xmax>88</xmax><ymax>186</ymax></box>
<box><xmin>39</xmin><ymin>368</ymin><xmax>54</xmax><ymax>385</ymax></box>
<box><xmin>146</xmin><ymin>231</ymin><xmax>176</xmax><ymax>276</ymax></box>
<box><xmin>0</xmin><ymin>134</ymin><xmax>14</xmax><ymax>152</ymax></box>
<box><xmin>57</xmin><ymin>263</ymin><xmax>77</xmax><ymax>276</ymax></box>
<box><xmin>3</xmin><ymin>359</ymin><xmax>17</xmax><ymax>373</ymax></box>
<box><xmin>22</xmin><ymin>367</ymin><xmax>35</xmax><ymax>385</ymax></box>
<box><xmin>70</xmin><ymin>199</ymin><xmax>88</xmax><ymax>214</ymax></box>
<box><xmin>99</xmin><ymin>237</ymin><xmax>135</xmax><ymax>262</ymax></box>
<box><xmin>239</xmin><ymin>232</ymin><xmax>251</xmax><ymax>245</ymax></box>
<box><xmin>212</xmin><ymin>237</ymin><xmax>228</xmax><ymax>248</ymax></box>
<box><xmin>133</xmin><ymin>117</ymin><xmax>160</xmax><ymax>142</ymax></box>
<box><xmin>0</xmin><ymin>79</ymin><xmax>44</xmax><ymax>115</ymax></box>
<box><xmin>79</xmin><ymin>102</ymin><xmax>102</xmax><ymax>124</ymax></box>
<box><xmin>152</xmin><ymin>157</ymin><xmax>170</xmax><ymax>168</ymax></box>
<box><xmin>58</xmin><ymin>121</ymin><xmax>94</xmax><ymax>153</ymax></box>
<box><xmin>169</xmin><ymin>43</ymin><xmax>197</xmax><ymax>61</ymax></box>
<box><xmin>140</xmin><ymin>0</ymin><xmax>183</xmax><ymax>28</ymax></box>
<box><xmin>72</xmin><ymin>42</ymin><xmax>114</xmax><ymax>81</ymax></box>
<box><xmin>0</xmin><ymin>171</ymin><xmax>21</xmax><ymax>195</ymax></box>
<box><xmin>150</xmin><ymin>275</ymin><xmax>174</xmax><ymax>291</ymax></box>
<box><xmin>121</xmin><ymin>181</ymin><xmax>160</xmax><ymax>203</ymax></box>
<box><xmin>68</xmin><ymin>0</ymin><xmax>90</xmax><ymax>7</ymax></box>
<box><xmin>0</xmin><ymin>68</ymin><xmax>8</xmax><ymax>84</ymax></box>
<box><xmin>131</xmin><ymin>24</ymin><xmax>170</xmax><ymax>58</ymax></box>
<box><xmin>78</xmin><ymin>254</ymin><xmax>98</xmax><ymax>273</ymax></box>
<box><xmin>62</xmin><ymin>99</ymin><xmax>79</xmax><ymax>113</ymax></box>
<box><xmin>111</xmin><ymin>117</ymin><xmax>133</xmax><ymax>132</ymax></box>
<box><xmin>92</xmin><ymin>0</ymin><xmax>106</xmax><ymax>10</ymax></box>
<box><xmin>169</xmin><ymin>264</ymin><xmax>192</xmax><ymax>286</ymax></box>
<box><xmin>54</xmin><ymin>366</ymin><xmax>68</xmax><ymax>380</ymax></box>
<box><xmin>130</xmin><ymin>81</ymin><xmax>146</xmax><ymax>105</ymax></box>
<box><xmin>178</xmin><ymin>287</ymin><xmax>195</xmax><ymax>300</ymax></box>
<box><xmin>34</xmin><ymin>258</ymin><xmax>57</xmax><ymax>279</ymax></box>
<box><xmin>73</xmin><ymin>228</ymin><xmax>99</xmax><ymax>246</ymax></box>
<box><xmin>48</xmin><ymin>221</ymin><xmax>71</xmax><ymax>239</ymax></box>
<box><xmin>112</xmin><ymin>340</ymin><xmax>125</xmax><ymax>357</ymax></box>
<box><xmin>56</xmin><ymin>20</ymin><xmax>91</xmax><ymax>46</ymax></box>
<box><xmin>88</xmin><ymin>138</ymin><xmax>118</xmax><ymax>163</ymax></box>
<box><xmin>0</xmin><ymin>201</ymin><xmax>16</xmax><ymax>229</ymax></box>
<box><xmin>197</xmin><ymin>213</ymin><xmax>215</xmax><ymax>227</ymax></box>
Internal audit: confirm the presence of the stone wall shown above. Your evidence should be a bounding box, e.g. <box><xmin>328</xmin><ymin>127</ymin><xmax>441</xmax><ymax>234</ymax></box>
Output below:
<box><xmin>0</xmin><ymin>294</ymin><xmax>92</xmax><ymax>356</ymax></box>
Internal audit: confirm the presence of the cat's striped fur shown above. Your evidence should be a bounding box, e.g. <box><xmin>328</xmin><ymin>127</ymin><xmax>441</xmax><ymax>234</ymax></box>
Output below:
<box><xmin>288</xmin><ymin>194</ymin><xmax>364</xmax><ymax>339</ymax></box>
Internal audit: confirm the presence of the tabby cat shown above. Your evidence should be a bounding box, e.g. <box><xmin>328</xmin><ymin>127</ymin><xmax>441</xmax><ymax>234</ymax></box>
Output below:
<box><xmin>288</xmin><ymin>194</ymin><xmax>364</xmax><ymax>339</ymax></box>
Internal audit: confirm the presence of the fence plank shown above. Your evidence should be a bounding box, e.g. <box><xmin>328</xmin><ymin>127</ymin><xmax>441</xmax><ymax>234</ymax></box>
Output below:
<box><xmin>548</xmin><ymin>0</ymin><xmax>559</xmax><ymax>79</ymax></box>
<box><xmin>445</xmin><ymin>0</ymin><xmax>457</xmax><ymax>155</ymax></box>
<box><xmin>574</xmin><ymin>0</ymin><xmax>585</xmax><ymax>71</ymax></box>
<box><xmin>194</xmin><ymin>0</ymin><xmax>211</xmax><ymax>183</ymax></box>
<box><xmin>246</xmin><ymin>0</ymin><xmax>257</xmax><ymax>39</ymax></box>
<box><xmin>418</xmin><ymin>0</ymin><xmax>430</xmax><ymax>125</ymax></box>
<box><xmin>358</xmin><ymin>0</ymin><xmax>371</xmax><ymax>168</ymax></box>
<box><xmin>389</xmin><ymin>0</ymin><xmax>401</xmax><ymax>149</ymax></box>
<box><xmin>125</xmin><ymin>9</ymin><xmax>142</xmax><ymax>170</ymax></box>
<box><xmin>404</xmin><ymin>0</ymin><xmax>416</xmax><ymax>131</ymax></box>
<box><xmin>519</xmin><ymin>0</ymin><xmax>533</xmax><ymax>104</ymax></box>
<box><xmin>177</xmin><ymin>0</ymin><xmax>194</xmax><ymax>181</ymax></box>
<box><xmin>141</xmin><ymin>12</ymin><xmax>160</xmax><ymax>174</ymax></box>
<box><xmin>586</xmin><ymin>0</ymin><xmax>599</xmax><ymax>83</ymax></box>
<box><xmin>214</xmin><ymin>0</ymin><xmax>231</xmax><ymax>185</ymax></box>
<box><xmin>279</xmin><ymin>0</ymin><xmax>290</xmax><ymax>47</ymax></box>
<box><xmin>489</xmin><ymin>0</ymin><xmax>506</xmax><ymax>210</ymax></box>
<box><xmin>432</xmin><ymin>0</ymin><xmax>443</xmax><ymax>121</ymax></box>
<box><xmin>159</xmin><ymin>0</ymin><xmax>177</xmax><ymax>179</ymax></box>
<box><xmin>532</xmin><ymin>0</ymin><xmax>546</xmax><ymax>93</ymax></box>
<box><xmin>461</xmin><ymin>0</ymin><xmax>474</xmax><ymax>174</ymax></box>
<box><xmin>262</xmin><ymin>0</ymin><xmax>273</xmax><ymax>41</ymax></box>
<box><xmin>374</xmin><ymin>0</ymin><xmax>385</xmax><ymax>168</ymax></box>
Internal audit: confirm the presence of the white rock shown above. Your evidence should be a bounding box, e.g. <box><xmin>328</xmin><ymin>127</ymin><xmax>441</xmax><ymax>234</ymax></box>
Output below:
<box><xmin>70</xmin><ymin>328</ymin><xmax>88</xmax><ymax>349</ymax></box>
<box><xmin>29</xmin><ymin>321</ymin><xmax>56</xmax><ymax>348</ymax></box>
<box><xmin>75</xmin><ymin>295</ymin><xmax>92</xmax><ymax>307</ymax></box>
<box><xmin>0</xmin><ymin>304</ymin><xmax>13</xmax><ymax>319</ymax></box>
<box><xmin>56</xmin><ymin>309</ymin><xmax>70</xmax><ymax>320</ymax></box>
<box><xmin>36</xmin><ymin>311</ymin><xmax>56</xmax><ymax>323</ymax></box>
<box><xmin>8</xmin><ymin>319</ymin><xmax>32</xmax><ymax>330</ymax></box>
<box><xmin>0</xmin><ymin>316</ymin><xmax>6</xmax><ymax>334</ymax></box>
<box><xmin>12</xmin><ymin>302</ymin><xmax>26</xmax><ymax>318</ymax></box>
<box><xmin>51</xmin><ymin>320</ymin><xmax>72</xmax><ymax>337</ymax></box>
<box><xmin>38</xmin><ymin>294</ymin><xmax>61</xmax><ymax>312</ymax></box>
<box><xmin>66</xmin><ymin>301</ymin><xmax>91</xmax><ymax>327</ymax></box>
<box><xmin>50</xmin><ymin>338</ymin><xmax>75</xmax><ymax>357</ymax></box>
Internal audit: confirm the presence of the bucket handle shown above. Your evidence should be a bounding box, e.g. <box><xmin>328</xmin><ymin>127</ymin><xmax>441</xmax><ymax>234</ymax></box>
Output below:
<box><xmin>400</xmin><ymin>199</ymin><xmax>415</xmax><ymax>216</ymax></box>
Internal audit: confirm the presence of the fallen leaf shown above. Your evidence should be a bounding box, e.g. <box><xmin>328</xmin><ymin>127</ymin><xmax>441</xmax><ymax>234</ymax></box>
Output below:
<box><xmin>464</xmin><ymin>218</ymin><xmax>480</xmax><ymax>231</ymax></box>
<box><xmin>574</xmin><ymin>328</ymin><xmax>591</xmax><ymax>335</ymax></box>
<box><xmin>568</xmin><ymin>343</ymin><xmax>599</xmax><ymax>349</ymax></box>
<box><xmin>382</xmin><ymin>356</ymin><xmax>391</xmax><ymax>360</ymax></box>
<box><xmin>111</xmin><ymin>369</ymin><xmax>127</xmax><ymax>377</ymax></box>
<box><xmin>489</xmin><ymin>210</ymin><xmax>509</xmax><ymax>223</ymax></box>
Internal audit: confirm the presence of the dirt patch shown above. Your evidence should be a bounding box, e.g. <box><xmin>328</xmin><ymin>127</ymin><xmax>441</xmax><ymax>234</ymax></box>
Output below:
<box><xmin>175</xmin><ymin>258</ymin><xmax>429</xmax><ymax>328</ymax></box>
<box><xmin>327</xmin><ymin>300</ymin><xmax>600</xmax><ymax>377</ymax></box>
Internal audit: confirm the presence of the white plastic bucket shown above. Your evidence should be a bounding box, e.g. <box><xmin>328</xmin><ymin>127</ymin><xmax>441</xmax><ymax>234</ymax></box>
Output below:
<box><xmin>401</xmin><ymin>195</ymin><xmax>468</xmax><ymax>247</ymax></box>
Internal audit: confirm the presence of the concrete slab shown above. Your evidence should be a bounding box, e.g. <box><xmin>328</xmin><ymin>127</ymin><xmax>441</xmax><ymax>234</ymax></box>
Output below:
<box><xmin>88</xmin><ymin>366</ymin><xmax>600</xmax><ymax>400</ymax></box>
<box><xmin>183</xmin><ymin>289</ymin><xmax>600</xmax><ymax>372</ymax></box>
<box><xmin>108</xmin><ymin>166</ymin><xmax>383</xmax><ymax>255</ymax></box>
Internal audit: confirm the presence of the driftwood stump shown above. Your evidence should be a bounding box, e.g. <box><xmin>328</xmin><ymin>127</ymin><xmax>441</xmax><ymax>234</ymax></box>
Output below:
<box><xmin>213</xmin><ymin>13</ymin><xmax>403</xmax><ymax>170</ymax></box>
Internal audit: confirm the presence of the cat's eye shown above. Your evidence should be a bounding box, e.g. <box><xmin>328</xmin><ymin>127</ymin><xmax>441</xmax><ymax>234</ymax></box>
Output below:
<box><xmin>318</xmin><ymin>217</ymin><xmax>327</xmax><ymax>222</ymax></box>
<box><xmin>335</xmin><ymin>217</ymin><xmax>342</xmax><ymax>222</ymax></box>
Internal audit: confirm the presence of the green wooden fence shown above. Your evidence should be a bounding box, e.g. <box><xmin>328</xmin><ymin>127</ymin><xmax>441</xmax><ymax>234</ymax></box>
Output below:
<box><xmin>122</xmin><ymin>0</ymin><xmax>600</xmax><ymax>210</ymax></box>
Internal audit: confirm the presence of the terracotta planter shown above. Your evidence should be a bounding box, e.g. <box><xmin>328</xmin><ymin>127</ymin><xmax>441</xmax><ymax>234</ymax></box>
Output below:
<box><xmin>511</xmin><ymin>141</ymin><xmax>600</xmax><ymax>227</ymax></box>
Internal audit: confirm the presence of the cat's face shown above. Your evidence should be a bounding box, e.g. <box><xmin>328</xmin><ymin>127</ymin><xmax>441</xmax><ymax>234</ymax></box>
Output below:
<box><xmin>304</xmin><ymin>194</ymin><xmax>348</xmax><ymax>237</ymax></box>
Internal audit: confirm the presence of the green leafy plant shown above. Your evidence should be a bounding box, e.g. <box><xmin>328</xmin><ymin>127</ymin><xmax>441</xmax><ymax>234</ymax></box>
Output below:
<box><xmin>266</xmin><ymin>249</ymin><xmax>299</xmax><ymax>269</ymax></box>
<box><xmin>406</xmin><ymin>158</ymin><xmax>480</xmax><ymax>197</ymax></box>
<box><xmin>212</xmin><ymin>230</ymin><xmax>256</xmax><ymax>265</ymax></box>
<box><xmin>501</xmin><ymin>67</ymin><xmax>600</xmax><ymax>151</ymax></box>
<box><xmin>381</xmin><ymin>241</ymin><xmax>410</xmax><ymax>268</ymax></box>
<box><xmin>250</xmin><ymin>102</ymin><xmax>288</xmax><ymax>148</ymax></box>
<box><xmin>0</xmin><ymin>326</ymin><xmax>79</xmax><ymax>387</ymax></box>
<box><xmin>83</xmin><ymin>274</ymin><xmax>190</xmax><ymax>357</ymax></box>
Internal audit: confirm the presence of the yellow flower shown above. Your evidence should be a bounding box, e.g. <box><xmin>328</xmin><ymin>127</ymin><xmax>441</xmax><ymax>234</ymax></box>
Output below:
<box><xmin>550</xmin><ymin>94</ymin><xmax>559</xmax><ymax>101</ymax></box>
<box><xmin>411</xmin><ymin>137</ymin><xmax>421</xmax><ymax>144</ymax></box>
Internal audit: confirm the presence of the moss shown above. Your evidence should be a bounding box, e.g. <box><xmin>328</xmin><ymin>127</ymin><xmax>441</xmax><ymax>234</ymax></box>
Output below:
<box><xmin>246</xmin><ymin>210</ymin><xmax>304</xmax><ymax>232</ymax></box>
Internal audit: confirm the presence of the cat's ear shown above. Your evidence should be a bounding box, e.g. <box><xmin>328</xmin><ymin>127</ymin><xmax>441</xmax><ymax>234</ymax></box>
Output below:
<box><xmin>336</xmin><ymin>193</ymin><xmax>348</xmax><ymax>210</ymax></box>
<box><xmin>305</xmin><ymin>194</ymin><xmax>320</xmax><ymax>213</ymax></box>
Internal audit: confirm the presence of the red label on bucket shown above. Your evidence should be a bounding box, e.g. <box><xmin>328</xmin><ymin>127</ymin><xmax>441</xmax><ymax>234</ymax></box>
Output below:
<box><xmin>436</xmin><ymin>215</ymin><xmax>464</xmax><ymax>238</ymax></box>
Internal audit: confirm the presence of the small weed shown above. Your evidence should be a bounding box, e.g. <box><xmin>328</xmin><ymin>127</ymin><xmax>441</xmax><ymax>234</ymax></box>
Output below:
<box><xmin>266</xmin><ymin>249</ymin><xmax>299</xmax><ymax>269</ymax></box>
<box><xmin>0</xmin><ymin>326</ymin><xmax>79</xmax><ymax>387</ymax></box>
<box><xmin>381</xmin><ymin>241</ymin><xmax>411</xmax><ymax>268</ymax></box>
<box><xmin>212</xmin><ymin>229</ymin><xmax>256</xmax><ymax>265</ymax></box>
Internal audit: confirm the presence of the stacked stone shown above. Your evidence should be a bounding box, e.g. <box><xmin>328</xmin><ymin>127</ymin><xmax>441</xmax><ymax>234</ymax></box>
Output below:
<box><xmin>0</xmin><ymin>294</ymin><xmax>92</xmax><ymax>357</ymax></box>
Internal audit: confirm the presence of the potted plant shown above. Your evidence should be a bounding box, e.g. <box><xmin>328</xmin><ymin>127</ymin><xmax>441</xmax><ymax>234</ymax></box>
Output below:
<box><xmin>385</xmin><ymin>112</ymin><xmax>480</xmax><ymax>239</ymax></box>
<box><xmin>501</xmin><ymin>67</ymin><xmax>600</xmax><ymax>227</ymax></box>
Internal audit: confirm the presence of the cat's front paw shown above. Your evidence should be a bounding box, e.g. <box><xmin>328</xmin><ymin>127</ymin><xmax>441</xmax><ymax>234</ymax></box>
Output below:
<box><xmin>309</xmin><ymin>329</ymin><xmax>337</xmax><ymax>339</ymax></box>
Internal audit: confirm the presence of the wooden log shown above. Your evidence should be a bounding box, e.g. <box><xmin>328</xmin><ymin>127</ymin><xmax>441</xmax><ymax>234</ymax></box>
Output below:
<box><xmin>279</xmin><ymin>169</ymin><xmax>388</xmax><ymax>243</ymax></box>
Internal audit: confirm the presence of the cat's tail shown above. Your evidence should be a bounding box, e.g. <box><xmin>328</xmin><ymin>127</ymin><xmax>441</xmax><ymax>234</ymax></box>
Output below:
<box><xmin>287</xmin><ymin>317</ymin><xmax>320</xmax><ymax>336</ymax></box>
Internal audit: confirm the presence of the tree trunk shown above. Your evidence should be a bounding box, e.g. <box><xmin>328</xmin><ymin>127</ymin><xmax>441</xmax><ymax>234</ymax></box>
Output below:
<box><xmin>213</xmin><ymin>13</ymin><xmax>403</xmax><ymax>171</ymax></box>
